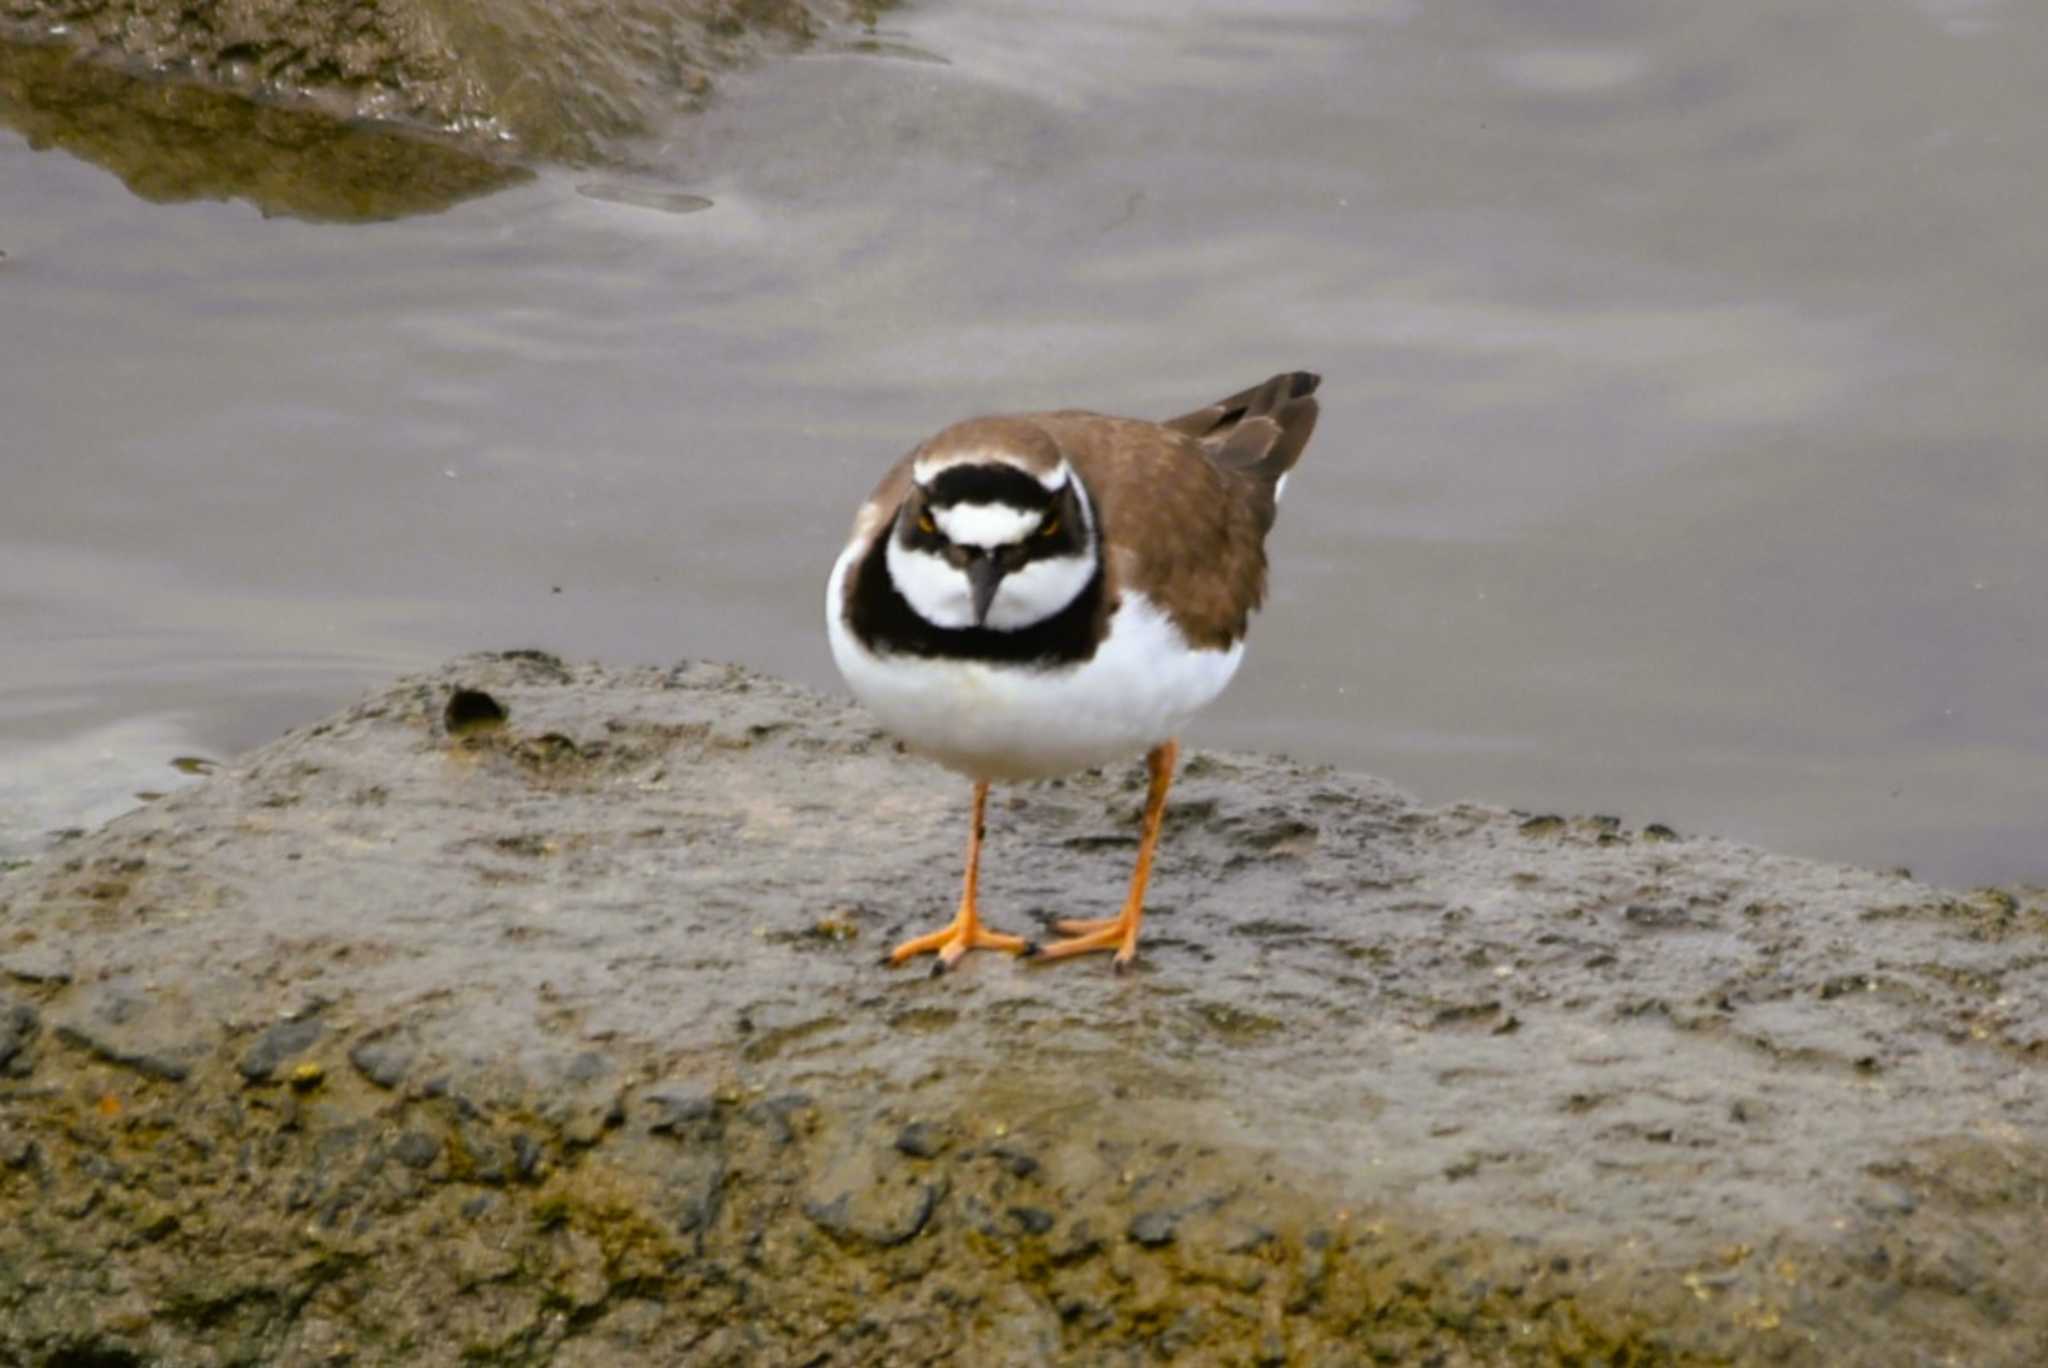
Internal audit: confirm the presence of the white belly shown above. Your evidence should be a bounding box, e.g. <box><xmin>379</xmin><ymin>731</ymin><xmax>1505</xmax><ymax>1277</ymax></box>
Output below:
<box><xmin>826</xmin><ymin>542</ymin><xmax>1243</xmax><ymax>781</ymax></box>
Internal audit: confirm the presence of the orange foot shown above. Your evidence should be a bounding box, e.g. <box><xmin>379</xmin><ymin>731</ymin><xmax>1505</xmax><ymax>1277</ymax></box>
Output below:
<box><xmin>885</xmin><ymin>778</ymin><xmax>1028</xmax><ymax>975</ymax></box>
<box><xmin>886</xmin><ymin>908</ymin><xmax>1029</xmax><ymax>975</ymax></box>
<box><xmin>1029</xmin><ymin>738</ymin><xmax>1179</xmax><ymax>974</ymax></box>
<box><xmin>1032</xmin><ymin>909</ymin><xmax>1142</xmax><ymax>971</ymax></box>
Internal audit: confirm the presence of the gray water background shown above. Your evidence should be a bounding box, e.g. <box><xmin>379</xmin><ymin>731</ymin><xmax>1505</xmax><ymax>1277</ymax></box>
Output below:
<box><xmin>3</xmin><ymin>0</ymin><xmax>2044</xmax><ymax>886</ymax></box>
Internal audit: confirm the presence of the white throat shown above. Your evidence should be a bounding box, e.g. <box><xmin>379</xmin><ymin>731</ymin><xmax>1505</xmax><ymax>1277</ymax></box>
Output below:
<box><xmin>985</xmin><ymin>548</ymin><xmax>1096</xmax><ymax>630</ymax></box>
<box><xmin>884</xmin><ymin>535</ymin><xmax>1099</xmax><ymax>633</ymax></box>
<box><xmin>886</xmin><ymin>536</ymin><xmax>977</xmax><ymax>629</ymax></box>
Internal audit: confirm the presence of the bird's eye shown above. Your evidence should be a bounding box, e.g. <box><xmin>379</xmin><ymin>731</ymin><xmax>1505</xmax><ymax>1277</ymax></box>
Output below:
<box><xmin>1037</xmin><ymin>516</ymin><xmax>1060</xmax><ymax>539</ymax></box>
<box><xmin>916</xmin><ymin>512</ymin><xmax>937</xmax><ymax>536</ymax></box>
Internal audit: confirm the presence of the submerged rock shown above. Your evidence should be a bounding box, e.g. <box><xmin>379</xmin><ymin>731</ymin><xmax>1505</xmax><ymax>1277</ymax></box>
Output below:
<box><xmin>1</xmin><ymin>0</ymin><xmax>884</xmax><ymax>163</ymax></box>
<box><xmin>0</xmin><ymin>39</ymin><xmax>528</xmax><ymax>222</ymax></box>
<box><xmin>0</xmin><ymin>651</ymin><xmax>2045</xmax><ymax>1364</ymax></box>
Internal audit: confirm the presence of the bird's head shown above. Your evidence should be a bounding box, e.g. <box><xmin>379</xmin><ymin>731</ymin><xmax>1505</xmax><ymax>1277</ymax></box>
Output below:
<box><xmin>886</xmin><ymin>420</ymin><xmax>1096</xmax><ymax>631</ymax></box>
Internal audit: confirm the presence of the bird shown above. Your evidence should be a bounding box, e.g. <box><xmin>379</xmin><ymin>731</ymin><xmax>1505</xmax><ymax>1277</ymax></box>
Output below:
<box><xmin>825</xmin><ymin>372</ymin><xmax>1320</xmax><ymax>973</ymax></box>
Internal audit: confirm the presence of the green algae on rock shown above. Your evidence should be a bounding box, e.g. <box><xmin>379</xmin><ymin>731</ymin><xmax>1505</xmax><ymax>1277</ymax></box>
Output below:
<box><xmin>2</xmin><ymin>652</ymin><xmax>2047</xmax><ymax>1363</ymax></box>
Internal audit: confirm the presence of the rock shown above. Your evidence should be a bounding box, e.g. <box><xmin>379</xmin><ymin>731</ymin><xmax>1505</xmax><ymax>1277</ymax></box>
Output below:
<box><xmin>0</xmin><ymin>652</ymin><xmax>2044</xmax><ymax>1365</ymax></box>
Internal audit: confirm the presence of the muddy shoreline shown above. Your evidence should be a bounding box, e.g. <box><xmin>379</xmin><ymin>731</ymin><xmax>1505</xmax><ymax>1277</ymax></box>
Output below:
<box><xmin>3</xmin><ymin>652</ymin><xmax>2045</xmax><ymax>1363</ymax></box>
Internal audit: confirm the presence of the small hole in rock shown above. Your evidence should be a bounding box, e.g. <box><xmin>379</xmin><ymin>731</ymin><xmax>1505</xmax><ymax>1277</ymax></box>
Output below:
<box><xmin>445</xmin><ymin>688</ymin><xmax>508</xmax><ymax>735</ymax></box>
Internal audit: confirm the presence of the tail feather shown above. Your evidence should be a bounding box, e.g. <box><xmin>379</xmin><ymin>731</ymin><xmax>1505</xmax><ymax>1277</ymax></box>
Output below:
<box><xmin>1164</xmin><ymin>371</ymin><xmax>1321</xmax><ymax>493</ymax></box>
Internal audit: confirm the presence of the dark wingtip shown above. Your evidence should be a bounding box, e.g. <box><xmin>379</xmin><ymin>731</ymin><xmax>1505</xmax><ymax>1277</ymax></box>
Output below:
<box><xmin>1285</xmin><ymin>371</ymin><xmax>1321</xmax><ymax>399</ymax></box>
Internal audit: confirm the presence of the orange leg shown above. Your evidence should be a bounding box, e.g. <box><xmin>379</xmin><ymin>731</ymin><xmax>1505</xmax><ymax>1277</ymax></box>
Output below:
<box><xmin>1032</xmin><ymin>739</ymin><xmax>1178</xmax><ymax>973</ymax></box>
<box><xmin>886</xmin><ymin>779</ymin><xmax>1028</xmax><ymax>974</ymax></box>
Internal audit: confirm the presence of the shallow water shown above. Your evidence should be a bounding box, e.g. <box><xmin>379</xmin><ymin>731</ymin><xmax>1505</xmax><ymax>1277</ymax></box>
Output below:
<box><xmin>3</xmin><ymin>0</ymin><xmax>2044</xmax><ymax>884</ymax></box>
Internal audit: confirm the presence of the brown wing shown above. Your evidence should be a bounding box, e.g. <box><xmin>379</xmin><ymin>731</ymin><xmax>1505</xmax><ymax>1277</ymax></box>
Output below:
<box><xmin>1033</xmin><ymin>412</ymin><xmax>1275</xmax><ymax>651</ymax></box>
<box><xmin>1161</xmin><ymin>371</ymin><xmax>1320</xmax><ymax>530</ymax></box>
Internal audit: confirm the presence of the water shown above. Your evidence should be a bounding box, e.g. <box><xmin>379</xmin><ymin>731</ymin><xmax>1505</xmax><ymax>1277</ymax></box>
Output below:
<box><xmin>3</xmin><ymin>0</ymin><xmax>2044</xmax><ymax>885</ymax></box>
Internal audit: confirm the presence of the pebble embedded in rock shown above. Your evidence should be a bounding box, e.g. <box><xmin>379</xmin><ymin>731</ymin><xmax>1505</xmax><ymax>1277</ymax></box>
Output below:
<box><xmin>51</xmin><ymin>1016</ymin><xmax>190</xmax><ymax>1083</ymax></box>
<box><xmin>1622</xmin><ymin>904</ymin><xmax>1700</xmax><ymax>931</ymax></box>
<box><xmin>0</xmin><ymin>949</ymin><xmax>73</xmax><ymax>985</ymax></box>
<box><xmin>1008</xmin><ymin>1206</ymin><xmax>1055</xmax><ymax>1236</ymax></box>
<box><xmin>0</xmin><ymin>1001</ymin><xmax>37</xmax><ymax>1078</ymax></box>
<box><xmin>392</xmin><ymin>1131</ymin><xmax>440</xmax><ymax>1170</ymax></box>
<box><xmin>1128</xmin><ymin>1209</ymin><xmax>1179</xmax><ymax>1247</ymax></box>
<box><xmin>746</xmin><ymin>1093</ymin><xmax>811</xmax><ymax>1146</ymax></box>
<box><xmin>985</xmin><ymin>1146</ymin><xmax>1040</xmax><ymax>1179</ymax></box>
<box><xmin>239</xmin><ymin>1017</ymin><xmax>325</xmax><ymax>1083</ymax></box>
<box><xmin>512</xmin><ymin>1133</ymin><xmax>543</xmax><ymax>1180</ymax></box>
<box><xmin>348</xmin><ymin>1037</ymin><xmax>413</xmax><ymax>1090</ymax></box>
<box><xmin>645</xmin><ymin>1090</ymin><xmax>718</xmax><ymax>1134</ymax></box>
<box><xmin>803</xmin><ymin>1181</ymin><xmax>942</xmax><ymax>1249</ymax></box>
<box><xmin>894</xmin><ymin>1121</ymin><xmax>946</xmax><ymax>1158</ymax></box>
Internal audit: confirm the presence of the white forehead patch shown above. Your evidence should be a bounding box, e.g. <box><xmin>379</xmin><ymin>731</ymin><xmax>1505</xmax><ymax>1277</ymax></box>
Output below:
<box><xmin>934</xmin><ymin>502</ymin><xmax>1041</xmax><ymax>548</ymax></box>
<box><xmin>913</xmin><ymin>451</ymin><xmax>1073</xmax><ymax>491</ymax></box>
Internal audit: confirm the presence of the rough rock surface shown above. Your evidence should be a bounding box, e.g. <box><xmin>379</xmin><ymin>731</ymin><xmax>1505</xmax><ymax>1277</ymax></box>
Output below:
<box><xmin>2</xmin><ymin>651</ymin><xmax>2045</xmax><ymax>1364</ymax></box>
<box><xmin>1</xmin><ymin>0</ymin><xmax>885</xmax><ymax>162</ymax></box>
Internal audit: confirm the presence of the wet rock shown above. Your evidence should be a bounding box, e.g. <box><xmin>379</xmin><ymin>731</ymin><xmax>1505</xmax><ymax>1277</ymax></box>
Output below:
<box><xmin>238</xmin><ymin>1017</ymin><xmax>324</xmax><ymax>1083</ymax></box>
<box><xmin>1</xmin><ymin>653</ymin><xmax>2046</xmax><ymax>1365</ymax></box>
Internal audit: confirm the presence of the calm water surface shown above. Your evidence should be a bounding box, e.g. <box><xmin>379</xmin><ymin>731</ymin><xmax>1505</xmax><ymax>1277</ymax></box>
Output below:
<box><xmin>3</xmin><ymin>0</ymin><xmax>2044</xmax><ymax>885</ymax></box>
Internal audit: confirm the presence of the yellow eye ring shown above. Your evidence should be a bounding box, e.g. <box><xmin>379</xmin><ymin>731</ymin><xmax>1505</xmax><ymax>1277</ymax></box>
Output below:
<box><xmin>916</xmin><ymin>512</ymin><xmax>937</xmax><ymax>535</ymax></box>
<box><xmin>1038</xmin><ymin>516</ymin><xmax>1060</xmax><ymax>539</ymax></box>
